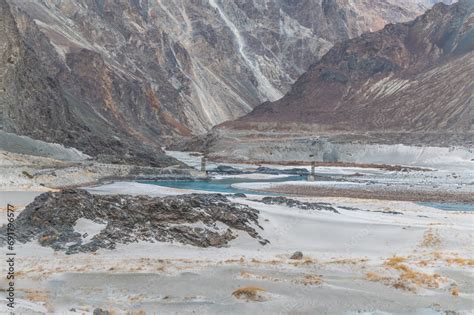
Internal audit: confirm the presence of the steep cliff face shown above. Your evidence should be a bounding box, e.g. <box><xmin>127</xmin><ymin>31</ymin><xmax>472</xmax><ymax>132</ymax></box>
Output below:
<box><xmin>6</xmin><ymin>0</ymin><xmax>444</xmax><ymax>134</ymax></box>
<box><xmin>0</xmin><ymin>0</ymin><xmax>179</xmax><ymax>166</ymax></box>
<box><xmin>222</xmin><ymin>0</ymin><xmax>473</xmax><ymax>145</ymax></box>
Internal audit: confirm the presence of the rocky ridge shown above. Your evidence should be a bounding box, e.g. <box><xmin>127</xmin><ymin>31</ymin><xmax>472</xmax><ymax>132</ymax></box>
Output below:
<box><xmin>220</xmin><ymin>1</ymin><xmax>473</xmax><ymax>144</ymax></box>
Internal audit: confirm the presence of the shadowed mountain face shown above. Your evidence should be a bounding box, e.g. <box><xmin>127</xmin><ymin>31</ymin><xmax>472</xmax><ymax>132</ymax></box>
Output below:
<box><xmin>0</xmin><ymin>0</ymin><xmax>453</xmax><ymax>164</ymax></box>
<box><xmin>0</xmin><ymin>0</ymin><xmax>182</xmax><ymax>166</ymax></box>
<box><xmin>221</xmin><ymin>0</ymin><xmax>473</xmax><ymax>146</ymax></box>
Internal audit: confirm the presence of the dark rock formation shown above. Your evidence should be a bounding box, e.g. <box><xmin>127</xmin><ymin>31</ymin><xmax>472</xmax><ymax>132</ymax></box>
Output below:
<box><xmin>258</xmin><ymin>196</ymin><xmax>339</xmax><ymax>213</ymax></box>
<box><xmin>0</xmin><ymin>190</ymin><xmax>268</xmax><ymax>254</ymax></box>
<box><xmin>255</xmin><ymin>167</ymin><xmax>309</xmax><ymax>176</ymax></box>
<box><xmin>210</xmin><ymin>165</ymin><xmax>244</xmax><ymax>175</ymax></box>
<box><xmin>290</xmin><ymin>251</ymin><xmax>303</xmax><ymax>260</ymax></box>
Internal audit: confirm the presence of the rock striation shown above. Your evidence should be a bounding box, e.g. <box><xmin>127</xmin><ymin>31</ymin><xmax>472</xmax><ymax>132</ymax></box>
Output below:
<box><xmin>0</xmin><ymin>0</ymin><xmax>448</xmax><ymax>165</ymax></box>
<box><xmin>0</xmin><ymin>0</ymin><xmax>181</xmax><ymax>166</ymax></box>
<box><xmin>220</xmin><ymin>1</ymin><xmax>473</xmax><ymax>146</ymax></box>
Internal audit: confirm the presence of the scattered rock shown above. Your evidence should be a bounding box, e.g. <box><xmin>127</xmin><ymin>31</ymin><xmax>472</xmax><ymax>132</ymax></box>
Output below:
<box><xmin>93</xmin><ymin>308</ymin><xmax>109</xmax><ymax>315</ymax></box>
<box><xmin>22</xmin><ymin>170</ymin><xmax>34</xmax><ymax>179</ymax></box>
<box><xmin>0</xmin><ymin>190</ymin><xmax>269</xmax><ymax>254</ymax></box>
<box><xmin>210</xmin><ymin>165</ymin><xmax>243</xmax><ymax>174</ymax></box>
<box><xmin>230</xmin><ymin>193</ymin><xmax>247</xmax><ymax>198</ymax></box>
<box><xmin>259</xmin><ymin>196</ymin><xmax>339</xmax><ymax>213</ymax></box>
<box><xmin>290</xmin><ymin>251</ymin><xmax>304</xmax><ymax>260</ymax></box>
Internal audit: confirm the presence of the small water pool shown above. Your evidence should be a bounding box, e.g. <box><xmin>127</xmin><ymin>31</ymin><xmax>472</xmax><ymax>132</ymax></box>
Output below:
<box><xmin>139</xmin><ymin>175</ymin><xmax>306</xmax><ymax>195</ymax></box>
<box><xmin>418</xmin><ymin>202</ymin><xmax>474</xmax><ymax>212</ymax></box>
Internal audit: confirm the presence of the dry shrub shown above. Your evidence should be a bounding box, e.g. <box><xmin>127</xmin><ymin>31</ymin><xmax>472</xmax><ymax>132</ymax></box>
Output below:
<box><xmin>232</xmin><ymin>286</ymin><xmax>267</xmax><ymax>302</ymax></box>
<box><xmin>224</xmin><ymin>257</ymin><xmax>246</xmax><ymax>264</ymax></box>
<box><xmin>385</xmin><ymin>256</ymin><xmax>406</xmax><ymax>267</ymax></box>
<box><xmin>420</xmin><ymin>229</ymin><xmax>441</xmax><ymax>247</ymax></box>
<box><xmin>445</xmin><ymin>258</ymin><xmax>474</xmax><ymax>266</ymax></box>
<box><xmin>366</xmin><ymin>272</ymin><xmax>387</xmax><ymax>282</ymax></box>
<box><xmin>25</xmin><ymin>291</ymin><xmax>53</xmax><ymax>312</ymax></box>
<box><xmin>432</xmin><ymin>251</ymin><xmax>443</xmax><ymax>259</ymax></box>
<box><xmin>392</xmin><ymin>281</ymin><xmax>416</xmax><ymax>293</ymax></box>
<box><xmin>451</xmin><ymin>286</ymin><xmax>459</xmax><ymax>296</ymax></box>
<box><xmin>288</xmin><ymin>257</ymin><xmax>317</xmax><ymax>267</ymax></box>
<box><xmin>328</xmin><ymin>258</ymin><xmax>368</xmax><ymax>265</ymax></box>
<box><xmin>398</xmin><ymin>267</ymin><xmax>442</xmax><ymax>289</ymax></box>
<box><xmin>25</xmin><ymin>291</ymin><xmax>49</xmax><ymax>303</ymax></box>
<box><xmin>239</xmin><ymin>271</ymin><xmax>279</xmax><ymax>282</ymax></box>
<box><xmin>367</xmin><ymin>257</ymin><xmax>448</xmax><ymax>293</ymax></box>
<box><xmin>292</xmin><ymin>274</ymin><xmax>323</xmax><ymax>286</ymax></box>
<box><xmin>250</xmin><ymin>258</ymin><xmax>282</xmax><ymax>265</ymax></box>
<box><xmin>417</xmin><ymin>260</ymin><xmax>429</xmax><ymax>267</ymax></box>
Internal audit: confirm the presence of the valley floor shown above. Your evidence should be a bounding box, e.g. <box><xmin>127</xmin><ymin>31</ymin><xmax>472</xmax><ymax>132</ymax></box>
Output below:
<box><xmin>0</xmin><ymin>151</ymin><xmax>473</xmax><ymax>314</ymax></box>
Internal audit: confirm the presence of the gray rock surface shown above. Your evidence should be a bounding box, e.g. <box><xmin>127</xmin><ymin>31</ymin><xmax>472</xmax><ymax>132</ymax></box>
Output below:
<box><xmin>0</xmin><ymin>190</ymin><xmax>268</xmax><ymax>254</ymax></box>
<box><xmin>290</xmin><ymin>251</ymin><xmax>303</xmax><ymax>260</ymax></box>
<box><xmin>258</xmin><ymin>196</ymin><xmax>340</xmax><ymax>213</ymax></box>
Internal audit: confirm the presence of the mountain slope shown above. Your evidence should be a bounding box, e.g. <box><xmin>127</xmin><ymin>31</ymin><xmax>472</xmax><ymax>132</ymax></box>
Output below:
<box><xmin>6</xmin><ymin>0</ymin><xmax>446</xmax><ymax>134</ymax></box>
<box><xmin>1</xmin><ymin>0</ymin><xmax>453</xmax><ymax>165</ymax></box>
<box><xmin>0</xmin><ymin>0</ymin><xmax>179</xmax><ymax>166</ymax></box>
<box><xmin>221</xmin><ymin>0</ymin><xmax>473</xmax><ymax>146</ymax></box>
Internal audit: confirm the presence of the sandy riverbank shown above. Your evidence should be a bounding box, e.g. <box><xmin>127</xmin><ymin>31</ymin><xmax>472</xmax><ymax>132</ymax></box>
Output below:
<box><xmin>0</xmin><ymin>150</ymin><xmax>473</xmax><ymax>314</ymax></box>
<box><xmin>0</xmin><ymin>181</ymin><xmax>473</xmax><ymax>314</ymax></box>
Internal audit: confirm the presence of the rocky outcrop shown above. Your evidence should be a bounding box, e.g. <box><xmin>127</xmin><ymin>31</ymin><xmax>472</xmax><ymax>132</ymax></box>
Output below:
<box><xmin>0</xmin><ymin>0</ymin><xmax>180</xmax><ymax>166</ymax></box>
<box><xmin>219</xmin><ymin>1</ymin><xmax>473</xmax><ymax>147</ymax></box>
<box><xmin>0</xmin><ymin>190</ymin><xmax>268</xmax><ymax>254</ymax></box>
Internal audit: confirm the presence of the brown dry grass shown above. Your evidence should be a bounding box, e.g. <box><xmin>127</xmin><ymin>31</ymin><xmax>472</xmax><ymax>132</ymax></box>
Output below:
<box><xmin>385</xmin><ymin>256</ymin><xmax>406</xmax><ymax>266</ymax></box>
<box><xmin>250</xmin><ymin>258</ymin><xmax>282</xmax><ymax>265</ymax></box>
<box><xmin>239</xmin><ymin>271</ymin><xmax>279</xmax><ymax>282</ymax></box>
<box><xmin>445</xmin><ymin>258</ymin><xmax>474</xmax><ymax>266</ymax></box>
<box><xmin>24</xmin><ymin>290</ymin><xmax>53</xmax><ymax>311</ymax></box>
<box><xmin>232</xmin><ymin>286</ymin><xmax>267</xmax><ymax>302</ymax></box>
<box><xmin>292</xmin><ymin>274</ymin><xmax>323</xmax><ymax>286</ymax></box>
<box><xmin>25</xmin><ymin>291</ymin><xmax>49</xmax><ymax>303</ymax></box>
<box><xmin>420</xmin><ymin>229</ymin><xmax>442</xmax><ymax>248</ymax></box>
<box><xmin>366</xmin><ymin>272</ymin><xmax>389</xmax><ymax>282</ymax></box>
<box><xmin>366</xmin><ymin>256</ymin><xmax>448</xmax><ymax>293</ymax></box>
<box><xmin>289</xmin><ymin>258</ymin><xmax>317</xmax><ymax>266</ymax></box>
<box><xmin>451</xmin><ymin>286</ymin><xmax>459</xmax><ymax>296</ymax></box>
<box><xmin>327</xmin><ymin>258</ymin><xmax>368</xmax><ymax>265</ymax></box>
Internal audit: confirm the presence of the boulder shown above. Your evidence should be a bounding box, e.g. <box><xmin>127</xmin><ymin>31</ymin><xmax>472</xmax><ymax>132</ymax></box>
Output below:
<box><xmin>290</xmin><ymin>251</ymin><xmax>303</xmax><ymax>260</ymax></box>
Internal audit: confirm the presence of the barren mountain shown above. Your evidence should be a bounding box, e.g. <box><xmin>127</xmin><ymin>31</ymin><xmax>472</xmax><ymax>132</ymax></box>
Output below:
<box><xmin>1</xmin><ymin>0</ymin><xmax>450</xmax><ymax>164</ymax></box>
<box><xmin>220</xmin><ymin>0</ymin><xmax>473</xmax><ymax>146</ymax></box>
